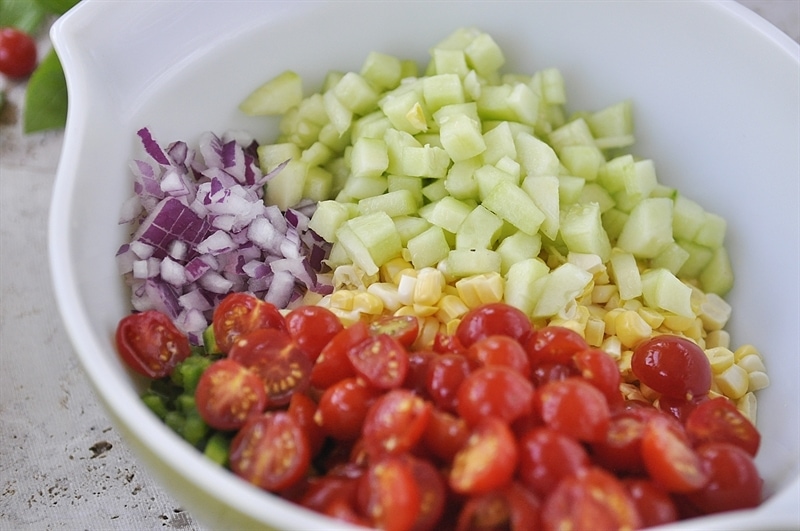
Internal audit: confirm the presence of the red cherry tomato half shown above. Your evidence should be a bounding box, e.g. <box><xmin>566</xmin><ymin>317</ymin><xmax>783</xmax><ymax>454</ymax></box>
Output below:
<box><xmin>229</xmin><ymin>412</ymin><xmax>311</xmax><ymax>492</ymax></box>
<box><xmin>623</xmin><ymin>478</ymin><xmax>678</xmax><ymax>528</ymax></box>
<box><xmin>465</xmin><ymin>334</ymin><xmax>531</xmax><ymax>378</ymax></box>
<box><xmin>285</xmin><ymin>305</ymin><xmax>343</xmax><ymax>362</ymax></box>
<box><xmin>641</xmin><ymin>415</ymin><xmax>708</xmax><ymax>493</ymax></box>
<box><xmin>450</xmin><ymin>417</ymin><xmax>519</xmax><ymax>495</ymax></box>
<box><xmin>315</xmin><ymin>377</ymin><xmax>382</xmax><ymax>441</ymax></box>
<box><xmin>403</xmin><ymin>349</ymin><xmax>437</xmax><ymax>397</ymax></box>
<box><xmin>425</xmin><ymin>353</ymin><xmax>472</xmax><ymax>413</ymax></box>
<box><xmin>347</xmin><ymin>333</ymin><xmax>409</xmax><ymax>389</ymax></box>
<box><xmin>686</xmin><ymin>442</ymin><xmax>762</xmax><ymax>514</ymax></box>
<box><xmin>369</xmin><ymin>314</ymin><xmax>420</xmax><ymax>347</ymax></box>
<box><xmin>362</xmin><ymin>389</ymin><xmax>432</xmax><ymax>458</ymax></box>
<box><xmin>631</xmin><ymin>335</ymin><xmax>711</xmax><ymax>401</ymax></box>
<box><xmin>310</xmin><ymin>321</ymin><xmax>368</xmax><ymax>389</ymax></box>
<box><xmin>421</xmin><ymin>408</ymin><xmax>470</xmax><ymax>463</ymax></box>
<box><xmin>357</xmin><ymin>456</ymin><xmax>421</xmax><ymax>531</ymax></box>
<box><xmin>456</xmin><ymin>365</ymin><xmax>534</xmax><ymax>427</ymax></box>
<box><xmin>525</xmin><ymin>326</ymin><xmax>588</xmax><ymax>368</ymax></box>
<box><xmin>299</xmin><ymin>475</ymin><xmax>361</xmax><ymax>518</ymax></box>
<box><xmin>518</xmin><ymin>427</ymin><xmax>590</xmax><ymax>498</ymax></box>
<box><xmin>433</xmin><ymin>331</ymin><xmax>466</xmax><ymax>355</ymax></box>
<box><xmin>212</xmin><ymin>292</ymin><xmax>286</xmax><ymax>354</ymax></box>
<box><xmin>195</xmin><ymin>359</ymin><xmax>267</xmax><ymax>430</ymax></box>
<box><xmin>456</xmin><ymin>302</ymin><xmax>533</xmax><ymax>348</ymax></box>
<box><xmin>0</xmin><ymin>28</ymin><xmax>37</xmax><ymax>78</ymax></box>
<box><xmin>590</xmin><ymin>407</ymin><xmax>660</xmax><ymax>475</ymax></box>
<box><xmin>228</xmin><ymin>328</ymin><xmax>312</xmax><ymax>407</ymax></box>
<box><xmin>115</xmin><ymin>310</ymin><xmax>191</xmax><ymax>378</ymax></box>
<box><xmin>288</xmin><ymin>392</ymin><xmax>325</xmax><ymax>457</ymax></box>
<box><xmin>541</xmin><ymin>467</ymin><xmax>642</xmax><ymax>531</ymax></box>
<box><xmin>685</xmin><ymin>396</ymin><xmax>761</xmax><ymax>457</ymax></box>
<box><xmin>535</xmin><ymin>377</ymin><xmax>610</xmax><ymax>443</ymax></box>
<box><xmin>406</xmin><ymin>456</ymin><xmax>447</xmax><ymax>531</ymax></box>
<box><xmin>573</xmin><ymin>348</ymin><xmax>623</xmax><ymax>408</ymax></box>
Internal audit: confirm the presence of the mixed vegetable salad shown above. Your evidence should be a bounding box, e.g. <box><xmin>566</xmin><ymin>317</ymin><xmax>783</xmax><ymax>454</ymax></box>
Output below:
<box><xmin>114</xmin><ymin>28</ymin><xmax>770</xmax><ymax>530</ymax></box>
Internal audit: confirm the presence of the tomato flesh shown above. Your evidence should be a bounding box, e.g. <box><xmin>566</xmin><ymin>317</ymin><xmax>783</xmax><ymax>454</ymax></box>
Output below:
<box><xmin>115</xmin><ymin>310</ymin><xmax>192</xmax><ymax>378</ymax></box>
<box><xmin>347</xmin><ymin>333</ymin><xmax>409</xmax><ymax>389</ymax></box>
<box><xmin>362</xmin><ymin>389</ymin><xmax>432</xmax><ymax>458</ymax></box>
<box><xmin>685</xmin><ymin>396</ymin><xmax>761</xmax><ymax>457</ymax></box>
<box><xmin>285</xmin><ymin>305</ymin><xmax>343</xmax><ymax>362</ymax></box>
<box><xmin>212</xmin><ymin>292</ymin><xmax>286</xmax><ymax>354</ymax></box>
<box><xmin>450</xmin><ymin>417</ymin><xmax>518</xmax><ymax>495</ymax></box>
<box><xmin>195</xmin><ymin>359</ymin><xmax>267</xmax><ymax>430</ymax></box>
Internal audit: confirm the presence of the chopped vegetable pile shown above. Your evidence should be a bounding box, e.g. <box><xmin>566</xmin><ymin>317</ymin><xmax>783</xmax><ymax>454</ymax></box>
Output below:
<box><xmin>115</xmin><ymin>27</ymin><xmax>770</xmax><ymax>530</ymax></box>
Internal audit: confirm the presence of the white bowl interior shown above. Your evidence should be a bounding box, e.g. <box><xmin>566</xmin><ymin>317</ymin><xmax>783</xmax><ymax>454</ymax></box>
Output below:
<box><xmin>49</xmin><ymin>1</ymin><xmax>800</xmax><ymax>529</ymax></box>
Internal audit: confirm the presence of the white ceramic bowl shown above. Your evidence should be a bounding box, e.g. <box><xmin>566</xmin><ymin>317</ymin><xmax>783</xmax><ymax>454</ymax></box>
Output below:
<box><xmin>49</xmin><ymin>1</ymin><xmax>799</xmax><ymax>529</ymax></box>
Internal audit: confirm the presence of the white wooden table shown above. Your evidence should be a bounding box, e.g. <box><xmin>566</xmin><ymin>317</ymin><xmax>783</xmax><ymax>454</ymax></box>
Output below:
<box><xmin>1</xmin><ymin>2</ymin><xmax>797</xmax><ymax>529</ymax></box>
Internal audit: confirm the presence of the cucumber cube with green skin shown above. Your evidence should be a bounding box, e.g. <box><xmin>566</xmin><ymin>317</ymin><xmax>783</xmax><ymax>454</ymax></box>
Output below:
<box><xmin>560</xmin><ymin>202</ymin><xmax>612</xmax><ymax>262</ymax></box>
<box><xmin>335</xmin><ymin>223</ymin><xmax>379</xmax><ymax>276</ymax></box>
<box><xmin>482</xmin><ymin>121</ymin><xmax>518</xmax><ymax>165</ymax></box>
<box><xmin>641</xmin><ymin>268</ymin><xmax>694</xmax><ymax>318</ymax></box>
<box><xmin>445</xmin><ymin>157</ymin><xmax>481</xmax><ymax>200</ymax></box>
<box><xmin>521</xmin><ymin>175</ymin><xmax>560</xmax><ymax>241</ymax></box>
<box><xmin>515</xmin><ymin>131</ymin><xmax>560</xmax><ymax>177</ymax></box>
<box><xmin>347</xmin><ymin>211</ymin><xmax>403</xmax><ymax>268</ymax></box>
<box><xmin>333</xmin><ymin>72</ymin><xmax>380</xmax><ymax>115</ymax></box>
<box><xmin>302</xmin><ymin>166</ymin><xmax>334</xmax><ymax>202</ymax></box>
<box><xmin>616</xmin><ymin>197</ymin><xmax>674</xmax><ymax>258</ymax></box>
<box><xmin>699</xmin><ymin>246</ymin><xmax>734</xmax><ymax>296</ymax></box>
<box><xmin>265</xmin><ymin>159</ymin><xmax>308</xmax><ymax>211</ymax></box>
<box><xmin>497</xmin><ymin>230</ymin><xmax>542</xmax><ymax>275</ymax></box>
<box><xmin>360</xmin><ymin>51</ymin><xmax>403</xmax><ymax>91</ymax></box>
<box><xmin>401</xmin><ymin>145</ymin><xmax>451</xmax><ymax>178</ymax></box>
<box><xmin>672</xmin><ymin>194</ymin><xmax>706</xmax><ymax>241</ymax></box>
<box><xmin>475</xmin><ymin>164</ymin><xmax>519</xmax><ymax>201</ymax></box>
<box><xmin>477</xmin><ymin>85</ymin><xmax>517</xmax><ymax>122</ymax></box>
<box><xmin>438</xmin><ymin>113</ymin><xmax>486</xmax><ymax>162</ymax></box>
<box><xmin>694</xmin><ymin>211</ymin><xmax>727</xmax><ymax>249</ymax></box>
<box><xmin>456</xmin><ymin>205</ymin><xmax>504</xmax><ymax>250</ymax></box>
<box><xmin>358</xmin><ymin>189</ymin><xmax>419</xmax><ymax>217</ymax></box>
<box><xmin>481</xmin><ymin>180</ymin><xmax>546</xmax><ymax>236</ymax></box>
<box><xmin>257</xmin><ymin>143</ymin><xmax>301</xmax><ymax>174</ymax></box>
<box><xmin>504</xmin><ymin>258</ymin><xmax>550</xmax><ymax>315</ymax></box>
<box><xmin>394</xmin><ymin>216</ymin><xmax>432</xmax><ymax>246</ymax></box>
<box><xmin>323</xmin><ymin>89</ymin><xmax>353</xmax><ymax>135</ymax></box>
<box><xmin>532</xmin><ymin>262</ymin><xmax>593</xmax><ymax>318</ymax></box>
<box><xmin>608</xmin><ymin>249</ymin><xmax>642</xmax><ymax>300</ymax></box>
<box><xmin>446</xmin><ymin>248</ymin><xmax>502</xmax><ymax>277</ymax></box>
<box><xmin>651</xmin><ymin>241</ymin><xmax>690</xmax><ymax>275</ymax></box>
<box><xmin>419</xmin><ymin>196</ymin><xmax>473</xmax><ymax>233</ymax></box>
<box><xmin>559</xmin><ymin>144</ymin><xmax>605</xmax><ymax>181</ymax></box>
<box><xmin>239</xmin><ymin>70</ymin><xmax>303</xmax><ymax>116</ymax></box>
<box><xmin>309</xmin><ymin>200</ymin><xmax>352</xmax><ymax>242</ymax></box>
<box><xmin>407</xmin><ymin>225</ymin><xmax>451</xmax><ymax>269</ymax></box>
<box><xmin>423</xmin><ymin>73</ymin><xmax>466</xmax><ymax>113</ymax></box>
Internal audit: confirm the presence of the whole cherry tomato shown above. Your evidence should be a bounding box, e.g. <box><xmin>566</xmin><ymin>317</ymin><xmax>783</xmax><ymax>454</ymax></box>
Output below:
<box><xmin>0</xmin><ymin>28</ymin><xmax>37</xmax><ymax>78</ymax></box>
<box><xmin>525</xmin><ymin>326</ymin><xmax>589</xmax><ymax>368</ymax></box>
<box><xmin>456</xmin><ymin>302</ymin><xmax>532</xmax><ymax>348</ymax></box>
<box><xmin>115</xmin><ymin>310</ymin><xmax>191</xmax><ymax>378</ymax></box>
<box><xmin>465</xmin><ymin>334</ymin><xmax>531</xmax><ymax>378</ymax></box>
<box><xmin>631</xmin><ymin>335</ymin><xmax>712</xmax><ymax>401</ymax></box>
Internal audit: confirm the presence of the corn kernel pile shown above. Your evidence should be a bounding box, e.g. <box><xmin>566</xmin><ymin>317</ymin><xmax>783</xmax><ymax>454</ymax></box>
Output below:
<box><xmin>306</xmin><ymin>253</ymin><xmax>768</xmax><ymax>424</ymax></box>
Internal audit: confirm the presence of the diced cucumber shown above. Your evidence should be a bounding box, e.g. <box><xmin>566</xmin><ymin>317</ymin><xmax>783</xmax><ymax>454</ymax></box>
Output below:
<box><xmin>504</xmin><ymin>258</ymin><xmax>550</xmax><ymax>315</ymax></box>
<box><xmin>587</xmin><ymin>100</ymin><xmax>633</xmax><ymax>140</ymax></box>
<box><xmin>676</xmin><ymin>239</ymin><xmax>714</xmax><ymax>279</ymax></box>
<box><xmin>418</xmin><ymin>196</ymin><xmax>472</xmax><ymax>233</ymax></box>
<box><xmin>532</xmin><ymin>262</ymin><xmax>593</xmax><ymax>318</ymax></box>
<box><xmin>616</xmin><ymin>197</ymin><xmax>674</xmax><ymax>258</ymax></box>
<box><xmin>309</xmin><ymin>200</ymin><xmax>351</xmax><ymax>242</ymax></box>
<box><xmin>350</xmin><ymin>137</ymin><xmax>389</xmax><ymax>179</ymax></box>
<box><xmin>239</xmin><ymin>70</ymin><xmax>303</xmax><ymax>116</ymax></box>
<box><xmin>699</xmin><ymin>246</ymin><xmax>734</xmax><ymax>296</ymax></box>
<box><xmin>548</xmin><ymin>118</ymin><xmax>595</xmax><ymax>154</ymax></box>
<box><xmin>394</xmin><ymin>215</ymin><xmax>432</xmax><ymax>246</ymax></box>
<box><xmin>357</xmin><ymin>189</ymin><xmax>419</xmax><ymax>217</ymax></box>
<box><xmin>495</xmin><ymin>156</ymin><xmax>521</xmax><ymax>183</ymax></box>
<box><xmin>438</xmin><ymin>113</ymin><xmax>486</xmax><ymax>162</ymax></box>
<box><xmin>482</xmin><ymin>121</ymin><xmax>517</xmax><ymax>165</ymax></box>
<box><xmin>641</xmin><ymin>268</ymin><xmax>694</xmax><ymax>318</ymax></box>
<box><xmin>265</xmin><ymin>159</ymin><xmax>308</xmax><ymax>210</ymax></box>
<box><xmin>515</xmin><ymin>131</ymin><xmax>560</xmax><ymax>177</ymax></box>
<box><xmin>694</xmin><ymin>211</ymin><xmax>727</xmax><ymax>249</ymax></box>
<box><xmin>380</xmin><ymin>82</ymin><xmax>429</xmax><ymax>134</ymax></box>
<box><xmin>446</xmin><ymin>248</ymin><xmax>502</xmax><ymax>277</ymax></box>
<box><xmin>521</xmin><ymin>175</ymin><xmax>560</xmax><ymax>241</ymax></box>
<box><xmin>352</xmin><ymin>111</ymin><xmax>393</xmax><ymax>142</ymax></box>
<box><xmin>464</xmin><ymin>31</ymin><xmax>505</xmax><ymax>77</ymax></box>
<box><xmin>385</xmin><ymin>127</ymin><xmax>423</xmax><ymax>175</ymax></box>
<box><xmin>347</xmin><ymin>211</ymin><xmax>403</xmax><ymax>267</ymax></box>
<box><xmin>608</xmin><ymin>249</ymin><xmax>642</xmax><ymax>300</ymax></box>
<box><xmin>672</xmin><ymin>194</ymin><xmax>706</xmax><ymax>241</ymax></box>
<box><xmin>302</xmin><ymin>165</ymin><xmax>334</xmax><ymax>202</ymax></box>
<box><xmin>333</xmin><ymin>72</ymin><xmax>380</xmax><ymax>115</ymax></box>
<box><xmin>431</xmin><ymin>48</ymin><xmax>469</xmax><ymax>77</ymax></box>
<box><xmin>559</xmin><ymin>144</ymin><xmax>605</xmax><ymax>181</ymax></box>
<box><xmin>601</xmin><ymin>207</ymin><xmax>629</xmax><ymax>242</ymax></box>
<box><xmin>477</xmin><ymin>85</ymin><xmax>517</xmax><ymax>122</ymax></box>
<box><xmin>455</xmin><ymin>205</ymin><xmax>504</xmax><ymax>250</ymax></box>
<box><xmin>578</xmin><ymin>183</ymin><xmax>615</xmax><ymax>213</ymax></box>
<box><xmin>360</xmin><ymin>51</ymin><xmax>403</xmax><ymax>91</ymax></box>
<box><xmin>422</xmin><ymin>73</ymin><xmax>466</xmax><ymax>113</ymax></box>
<box><xmin>323</xmin><ymin>89</ymin><xmax>353</xmax><ymax>135</ymax></box>
<box><xmin>481</xmin><ymin>180</ymin><xmax>546</xmax><ymax>236</ymax></box>
<box><xmin>475</xmin><ymin>164</ymin><xmax>519</xmax><ymax>201</ymax></box>
<box><xmin>651</xmin><ymin>241</ymin><xmax>690</xmax><ymax>275</ymax></box>
<box><xmin>445</xmin><ymin>157</ymin><xmax>481</xmax><ymax>199</ymax></box>
<box><xmin>388</xmin><ymin>174</ymin><xmax>424</xmax><ymax>206</ymax></box>
<box><xmin>258</xmin><ymin>142</ymin><xmax>301</xmax><ymax>174</ymax></box>
<box><xmin>406</xmin><ymin>225</ymin><xmax>451</xmax><ymax>269</ymax></box>
<box><xmin>401</xmin><ymin>145</ymin><xmax>451</xmax><ymax>178</ymax></box>
<box><xmin>336</xmin><ymin>223</ymin><xmax>379</xmax><ymax>276</ymax></box>
<box><xmin>422</xmin><ymin>179</ymin><xmax>450</xmax><ymax>203</ymax></box>
<box><xmin>496</xmin><ymin>230</ymin><xmax>542</xmax><ymax>275</ymax></box>
<box><xmin>560</xmin><ymin>202</ymin><xmax>612</xmax><ymax>262</ymax></box>
<box><xmin>301</xmin><ymin>141</ymin><xmax>335</xmax><ymax>167</ymax></box>
<box><xmin>558</xmin><ymin>175</ymin><xmax>585</xmax><ymax>205</ymax></box>
<box><xmin>340</xmin><ymin>174</ymin><xmax>388</xmax><ymax>201</ymax></box>
<box><xmin>597</xmin><ymin>154</ymin><xmax>635</xmax><ymax>195</ymax></box>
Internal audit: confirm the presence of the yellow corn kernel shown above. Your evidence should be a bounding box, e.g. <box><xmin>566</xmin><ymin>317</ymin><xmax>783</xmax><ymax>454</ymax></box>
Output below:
<box><xmin>661</xmin><ymin>314</ymin><xmax>695</xmax><ymax>333</ymax></box>
<box><xmin>394</xmin><ymin>305</ymin><xmax>418</xmax><ymax>317</ymax></box>
<box><xmin>615</xmin><ymin>310</ymin><xmax>652</xmax><ymax>348</ymax></box>
<box><xmin>413</xmin><ymin>267</ymin><xmax>445</xmax><ymax>306</ymax></box>
<box><xmin>548</xmin><ymin>318</ymin><xmax>585</xmax><ymax>337</ymax></box>
<box><xmin>412</xmin><ymin>303</ymin><xmax>439</xmax><ymax>317</ymax></box>
<box><xmin>603</xmin><ymin>307</ymin><xmax>625</xmax><ymax>336</ymax></box>
<box><xmin>329</xmin><ymin>289</ymin><xmax>355</xmax><ymax>310</ymax></box>
<box><xmin>736</xmin><ymin>392</ymin><xmax>758</xmax><ymax>424</ymax></box>
<box><xmin>594</xmin><ymin>269</ymin><xmax>611</xmax><ymax>286</ymax></box>
<box><xmin>584</xmin><ymin>316</ymin><xmax>605</xmax><ymax>347</ymax></box>
<box><xmin>714</xmin><ymin>363</ymin><xmax>749</xmax><ymax>400</ymax></box>
<box><xmin>622</xmin><ymin>299</ymin><xmax>643</xmax><ymax>311</ymax></box>
<box><xmin>705</xmin><ymin>346</ymin><xmax>735</xmax><ymax>374</ymax></box>
<box><xmin>592</xmin><ymin>284</ymin><xmax>618</xmax><ymax>304</ymax></box>
<box><xmin>352</xmin><ymin>292</ymin><xmax>384</xmax><ymax>315</ymax></box>
<box><xmin>617</xmin><ymin>349</ymin><xmax>634</xmax><ymax>378</ymax></box>
<box><xmin>698</xmin><ymin>292</ymin><xmax>732</xmax><ymax>331</ymax></box>
<box><xmin>381</xmin><ymin>257</ymin><xmax>414</xmax><ymax>284</ymax></box>
<box><xmin>367</xmin><ymin>282</ymin><xmax>403</xmax><ymax>312</ymax></box>
<box><xmin>733</xmin><ymin>344</ymin><xmax>762</xmax><ymax>362</ymax></box>
<box><xmin>705</xmin><ymin>329</ymin><xmax>730</xmax><ymax>350</ymax></box>
<box><xmin>604</xmin><ymin>292</ymin><xmax>622</xmax><ymax>310</ymax></box>
<box><xmin>682</xmin><ymin>317</ymin><xmax>705</xmax><ymax>345</ymax></box>
<box><xmin>637</xmin><ymin>306</ymin><xmax>665</xmax><ymax>329</ymax></box>
<box><xmin>620</xmin><ymin>383</ymin><xmax>648</xmax><ymax>403</ymax></box>
<box><xmin>707</xmin><ymin>388</ymin><xmax>725</xmax><ymax>400</ymax></box>
<box><xmin>736</xmin><ymin>353</ymin><xmax>767</xmax><ymax>374</ymax></box>
<box><xmin>329</xmin><ymin>306</ymin><xmax>362</xmax><ymax>326</ymax></box>
<box><xmin>443</xmin><ymin>284</ymin><xmax>459</xmax><ymax>297</ymax></box>
<box><xmin>747</xmin><ymin>371</ymin><xmax>770</xmax><ymax>392</ymax></box>
<box><xmin>455</xmin><ymin>273</ymin><xmax>504</xmax><ymax>308</ymax></box>
<box><xmin>639</xmin><ymin>383</ymin><xmax>660</xmax><ymax>402</ymax></box>
<box><xmin>444</xmin><ymin>318</ymin><xmax>461</xmax><ymax>336</ymax></box>
<box><xmin>436</xmin><ymin>294</ymin><xmax>470</xmax><ymax>323</ymax></box>
<box><xmin>413</xmin><ymin>316</ymin><xmax>440</xmax><ymax>350</ymax></box>
<box><xmin>396</xmin><ymin>273</ymin><xmax>417</xmax><ymax>305</ymax></box>
<box><xmin>601</xmin><ymin>335</ymin><xmax>623</xmax><ymax>360</ymax></box>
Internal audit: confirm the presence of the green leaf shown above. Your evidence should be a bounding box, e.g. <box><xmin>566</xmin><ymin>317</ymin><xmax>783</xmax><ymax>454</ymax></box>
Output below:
<box><xmin>24</xmin><ymin>48</ymin><xmax>68</xmax><ymax>133</ymax></box>
<box><xmin>0</xmin><ymin>0</ymin><xmax>47</xmax><ymax>33</ymax></box>
<box><xmin>33</xmin><ymin>0</ymin><xmax>81</xmax><ymax>16</ymax></box>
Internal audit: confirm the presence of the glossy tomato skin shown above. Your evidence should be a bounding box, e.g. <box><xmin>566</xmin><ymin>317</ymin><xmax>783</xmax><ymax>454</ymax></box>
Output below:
<box><xmin>518</xmin><ymin>427</ymin><xmax>590</xmax><ymax>498</ymax></box>
<box><xmin>631</xmin><ymin>335</ymin><xmax>711</xmax><ymax>401</ymax></box>
<box><xmin>228</xmin><ymin>328</ymin><xmax>312</xmax><ymax>407</ymax></box>
<box><xmin>421</xmin><ymin>408</ymin><xmax>470</xmax><ymax>463</ymax></box>
<box><xmin>362</xmin><ymin>389</ymin><xmax>432</xmax><ymax>458</ymax></box>
<box><xmin>465</xmin><ymin>334</ymin><xmax>531</xmax><ymax>378</ymax></box>
<box><xmin>426</xmin><ymin>353</ymin><xmax>472</xmax><ymax>413</ymax></box>
<box><xmin>572</xmin><ymin>348</ymin><xmax>623</xmax><ymax>408</ymax></box>
<box><xmin>0</xmin><ymin>28</ymin><xmax>37</xmax><ymax>78</ymax></box>
<box><xmin>357</xmin><ymin>455</ymin><xmax>421</xmax><ymax>531</ymax></box>
<box><xmin>310</xmin><ymin>321</ymin><xmax>368</xmax><ymax>389</ymax></box>
<box><xmin>288</xmin><ymin>392</ymin><xmax>325</xmax><ymax>457</ymax></box>
<box><xmin>315</xmin><ymin>377</ymin><xmax>382</xmax><ymax>441</ymax></box>
<box><xmin>684</xmin><ymin>396</ymin><xmax>761</xmax><ymax>457</ymax></box>
<box><xmin>285</xmin><ymin>305</ymin><xmax>343</xmax><ymax>362</ymax></box>
<box><xmin>455</xmin><ymin>481</ymin><xmax>541</xmax><ymax>531</ymax></box>
<box><xmin>456</xmin><ymin>366</ymin><xmax>534</xmax><ymax>427</ymax></box>
<box><xmin>590</xmin><ymin>406</ymin><xmax>660</xmax><ymax>475</ymax></box>
<box><xmin>229</xmin><ymin>412</ymin><xmax>311</xmax><ymax>492</ymax></box>
<box><xmin>456</xmin><ymin>303</ymin><xmax>532</xmax><ymax>348</ymax></box>
<box><xmin>194</xmin><ymin>359</ymin><xmax>267</xmax><ymax>430</ymax></box>
<box><xmin>403</xmin><ymin>349</ymin><xmax>437</xmax><ymax>397</ymax></box>
<box><xmin>525</xmin><ymin>326</ymin><xmax>589</xmax><ymax>368</ymax></box>
<box><xmin>535</xmin><ymin>377</ymin><xmax>610</xmax><ymax>443</ymax></box>
<box><xmin>115</xmin><ymin>310</ymin><xmax>191</xmax><ymax>378</ymax></box>
<box><xmin>685</xmin><ymin>442</ymin><xmax>762</xmax><ymax>514</ymax></box>
<box><xmin>212</xmin><ymin>292</ymin><xmax>286</xmax><ymax>354</ymax></box>
<box><xmin>450</xmin><ymin>417</ymin><xmax>519</xmax><ymax>495</ymax></box>
<box><xmin>623</xmin><ymin>478</ymin><xmax>678</xmax><ymax>528</ymax></box>
<box><xmin>405</xmin><ymin>456</ymin><xmax>447</xmax><ymax>531</ymax></box>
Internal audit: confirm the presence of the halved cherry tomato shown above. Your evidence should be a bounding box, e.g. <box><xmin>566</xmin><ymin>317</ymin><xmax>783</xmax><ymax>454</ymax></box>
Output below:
<box><xmin>518</xmin><ymin>427</ymin><xmax>590</xmax><ymax>498</ymax></box>
<box><xmin>288</xmin><ymin>392</ymin><xmax>325</xmax><ymax>457</ymax></box>
<box><xmin>285</xmin><ymin>305</ymin><xmax>343</xmax><ymax>362</ymax></box>
<box><xmin>315</xmin><ymin>377</ymin><xmax>382</xmax><ymax>441</ymax></box>
<box><xmin>641</xmin><ymin>415</ymin><xmax>708</xmax><ymax>492</ymax></box>
<box><xmin>541</xmin><ymin>467</ymin><xmax>642</xmax><ymax>531</ymax></box>
<box><xmin>115</xmin><ymin>310</ymin><xmax>191</xmax><ymax>378</ymax></box>
<box><xmin>572</xmin><ymin>348</ymin><xmax>623</xmax><ymax>408</ymax></box>
<box><xmin>456</xmin><ymin>303</ymin><xmax>532</xmax><ymax>348</ymax></box>
<box><xmin>310</xmin><ymin>321</ymin><xmax>368</xmax><ymax>389</ymax></box>
<box><xmin>369</xmin><ymin>314</ymin><xmax>420</xmax><ymax>348</ymax></box>
<box><xmin>623</xmin><ymin>478</ymin><xmax>678</xmax><ymax>528</ymax></box>
<box><xmin>631</xmin><ymin>335</ymin><xmax>711</xmax><ymax>401</ymax></box>
<box><xmin>403</xmin><ymin>349</ymin><xmax>437</xmax><ymax>397</ymax></box>
<box><xmin>530</xmin><ymin>362</ymin><xmax>579</xmax><ymax>387</ymax></box>
<box><xmin>298</xmin><ymin>474</ymin><xmax>362</xmax><ymax>517</ymax></box>
<box><xmin>194</xmin><ymin>359</ymin><xmax>267</xmax><ymax>430</ymax></box>
<box><xmin>686</xmin><ymin>442</ymin><xmax>762</xmax><ymax>514</ymax></box>
<box><xmin>456</xmin><ymin>481</ymin><xmax>541</xmax><ymax>531</ymax></box>
<box><xmin>450</xmin><ymin>417</ymin><xmax>518</xmax><ymax>495</ymax></box>
<box><xmin>590</xmin><ymin>406</ymin><xmax>660</xmax><ymax>475</ymax></box>
<box><xmin>525</xmin><ymin>326</ymin><xmax>588</xmax><ymax>368</ymax></box>
<box><xmin>535</xmin><ymin>377</ymin><xmax>610</xmax><ymax>443</ymax></box>
<box><xmin>362</xmin><ymin>389</ymin><xmax>432</xmax><ymax>458</ymax></box>
<box><xmin>658</xmin><ymin>393</ymin><xmax>709</xmax><ymax>424</ymax></box>
<box><xmin>347</xmin><ymin>333</ymin><xmax>409</xmax><ymax>389</ymax></box>
<box><xmin>456</xmin><ymin>366</ymin><xmax>534</xmax><ymax>427</ymax></box>
<box><xmin>433</xmin><ymin>331</ymin><xmax>466</xmax><ymax>355</ymax></box>
<box><xmin>357</xmin><ymin>456</ymin><xmax>421</xmax><ymax>531</ymax></box>
<box><xmin>426</xmin><ymin>353</ymin><xmax>472</xmax><ymax>413</ymax></box>
<box><xmin>212</xmin><ymin>293</ymin><xmax>286</xmax><ymax>354</ymax></box>
<box><xmin>465</xmin><ymin>334</ymin><xmax>531</xmax><ymax>378</ymax></box>
<box><xmin>421</xmin><ymin>408</ymin><xmax>470</xmax><ymax>463</ymax></box>
<box><xmin>406</xmin><ymin>456</ymin><xmax>447</xmax><ymax>531</ymax></box>
<box><xmin>228</xmin><ymin>328</ymin><xmax>312</xmax><ymax>407</ymax></box>
<box><xmin>229</xmin><ymin>412</ymin><xmax>310</xmax><ymax>492</ymax></box>
<box><xmin>684</xmin><ymin>396</ymin><xmax>761</xmax><ymax>457</ymax></box>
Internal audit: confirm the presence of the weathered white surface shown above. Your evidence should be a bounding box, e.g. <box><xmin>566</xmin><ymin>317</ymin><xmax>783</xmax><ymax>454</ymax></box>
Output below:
<box><xmin>0</xmin><ymin>2</ymin><xmax>796</xmax><ymax>530</ymax></box>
